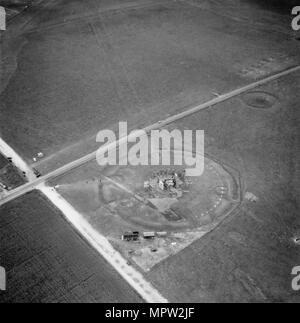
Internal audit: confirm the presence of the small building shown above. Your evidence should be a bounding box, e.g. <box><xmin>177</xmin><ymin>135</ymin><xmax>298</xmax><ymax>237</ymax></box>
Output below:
<box><xmin>156</xmin><ymin>231</ymin><xmax>167</xmax><ymax>238</ymax></box>
<box><xmin>143</xmin><ymin>232</ymin><xmax>155</xmax><ymax>239</ymax></box>
<box><xmin>122</xmin><ymin>231</ymin><xmax>139</xmax><ymax>242</ymax></box>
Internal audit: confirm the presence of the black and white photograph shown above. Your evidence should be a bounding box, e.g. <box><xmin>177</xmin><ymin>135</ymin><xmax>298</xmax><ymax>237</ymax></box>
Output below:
<box><xmin>0</xmin><ymin>0</ymin><xmax>299</xmax><ymax>306</ymax></box>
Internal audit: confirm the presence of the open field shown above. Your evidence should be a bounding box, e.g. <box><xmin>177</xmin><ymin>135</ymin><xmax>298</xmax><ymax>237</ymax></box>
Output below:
<box><xmin>145</xmin><ymin>71</ymin><xmax>300</xmax><ymax>302</ymax></box>
<box><xmin>0</xmin><ymin>0</ymin><xmax>299</xmax><ymax>173</ymax></box>
<box><xmin>0</xmin><ymin>153</ymin><xmax>7</xmax><ymax>168</ymax></box>
<box><xmin>0</xmin><ymin>0</ymin><xmax>299</xmax><ymax>303</ymax></box>
<box><xmin>0</xmin><ymin>0</ymin><xmax>33</xmax><ymax>20</ymax></box>
<box><xmin>0</xmin><ymin>153</ymin><xmax>25</xmax><ymax>194</ymax></box>
<box><xmin>0</xmin><ymin>190</ymin><xmax>143</xmax><ymax>303</ymax></box>
<box><xmin>48</xmin><ymin>69</ymin><xmax>300</xmax><ymax>302</ymax></box>
<box><xmin>0</xmin><ymin>162</ymin><xmax>25</xmax><ymax>188</ymax></box>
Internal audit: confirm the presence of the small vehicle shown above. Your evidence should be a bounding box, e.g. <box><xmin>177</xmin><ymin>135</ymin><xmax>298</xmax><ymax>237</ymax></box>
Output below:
<box><xmin>33</xmin><ymin>168</ymin><xmax>42</xmax><ymax>178</ymax></box>
<box><xmin>0</xmin><ymin>182</ymin><xmax>8</xmax><ymax>190</ymax></box>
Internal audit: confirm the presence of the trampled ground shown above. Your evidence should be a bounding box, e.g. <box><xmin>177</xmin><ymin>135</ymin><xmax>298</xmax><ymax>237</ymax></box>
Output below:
<box><xmin>50</xmin><ymin>151</ymin><xmax>240</xmax><ymax>272</ymax></box>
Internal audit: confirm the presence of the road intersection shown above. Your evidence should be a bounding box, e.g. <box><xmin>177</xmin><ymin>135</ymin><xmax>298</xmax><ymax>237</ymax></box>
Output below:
<box><xmin>1</xmin><ymin>64</ymin><xmax>299</xmax><ymax>207</ymax></box>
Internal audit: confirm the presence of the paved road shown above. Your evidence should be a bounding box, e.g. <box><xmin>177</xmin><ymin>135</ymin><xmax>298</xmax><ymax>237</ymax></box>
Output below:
<box><xmin>1</xmin><ymin>64</ymin><xmax>299</xmax><ymax>207</ymax></box>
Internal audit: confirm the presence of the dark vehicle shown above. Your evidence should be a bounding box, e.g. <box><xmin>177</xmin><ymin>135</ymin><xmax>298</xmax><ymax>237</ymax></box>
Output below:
<box><xmin>33</xmin><ymin>168</ymin><xmax>41</xmax><ymax>178</ymax></box>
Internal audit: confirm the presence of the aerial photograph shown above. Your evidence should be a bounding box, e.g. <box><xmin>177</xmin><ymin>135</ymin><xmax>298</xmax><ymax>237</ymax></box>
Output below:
<box><xmin>0</xmin><ymin>0</ymin><xmax>299</xmax><ymax>306</ymax></box>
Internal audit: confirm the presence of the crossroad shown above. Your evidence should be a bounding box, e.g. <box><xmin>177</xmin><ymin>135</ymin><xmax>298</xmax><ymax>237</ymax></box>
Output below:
<box><xmin>1</xmin><ymin>65</ymin><xmax>300</xmax><ymax>207</ymax></box>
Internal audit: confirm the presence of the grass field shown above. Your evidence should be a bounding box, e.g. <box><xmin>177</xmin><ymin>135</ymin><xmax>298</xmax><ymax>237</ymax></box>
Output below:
<box><xmin>0</xmin><ymin>0</ymin><xmax>299</xmax><ymax>303</ymax></box>
<box><xmin>144</xmin><ymin>71</ymin><xmax>300</xmax><ymax>302</ymax></box>
<box><xmin>1</xmin><ymin>0</ymin><xmax>299</xmax><ymax>172</ymax></box>
<box><xmin>49</xmin><ymin>70</ymin><xmax>300</xmax><ymax>302</ymax></box>
<box><xmin>0</xmin><ymin>154</ymin><xmax>7</xmax><ymax>169</ymax></box>
<box><xmin>0</xmin><ymin>153</ymin><xmax>25</xmax><ymax>190</ymax></box>
<box><xmin>0</xmin><ymin>190</ymin><xmax>143</xmax><ymax>303</ymax></box>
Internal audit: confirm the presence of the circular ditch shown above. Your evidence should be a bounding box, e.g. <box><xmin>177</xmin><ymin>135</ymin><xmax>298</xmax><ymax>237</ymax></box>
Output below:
<box><xmin>241</xmin><ymin>91</ymin><xmax>278</xmax><ymax>109</ymax></box>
